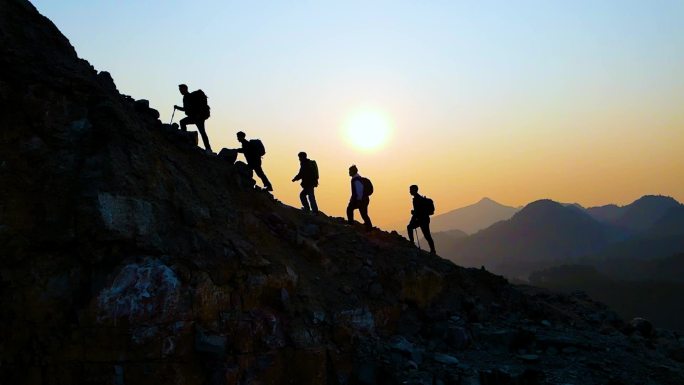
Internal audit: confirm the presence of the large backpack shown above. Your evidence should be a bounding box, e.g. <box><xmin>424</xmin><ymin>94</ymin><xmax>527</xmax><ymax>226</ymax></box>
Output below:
<box><xmin>421</xmin><ymin>195</ymin><xmax>435</xmax><ymax>216</ymax></box>
<box><xmin>309</xmin><ymin>160</ymin><xmax>319</xmax><ymax>182</ymax></box>
<box><xmin>249</xmin><ymin>139</ymin><xmax>266</xmax><ymax>157</ymax></box>
<box><xmin>361</xmin><ymin>177</ymin><xmax>374</xmax><ymax>197</ymax></box>
<box><xmin>190</xmin><ymin>89</ymin><xmax>210</xmax><ymax>119</ymax></box>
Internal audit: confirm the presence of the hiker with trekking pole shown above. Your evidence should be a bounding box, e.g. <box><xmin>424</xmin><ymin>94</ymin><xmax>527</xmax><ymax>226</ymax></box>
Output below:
<box><xmin>173</xmin><ymin>84</ymin><xmax>213</xmax><ymax>154</ymax></box>
<box><xmin>407</xmin><ymin>184</ymin><xmax>436</xmax><ymax>255</ymax></box>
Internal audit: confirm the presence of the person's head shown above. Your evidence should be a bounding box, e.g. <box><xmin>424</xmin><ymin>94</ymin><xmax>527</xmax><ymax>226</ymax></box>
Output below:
<box><xmin>178</xmin><ymin>84</ymin><xmax>189</xmax><ymax>95</ymax></box>
<box><xmin>348</xmin><ymin>165</ymin><xmax>358</xmax><ymax>177</ymax></box>
<box><xmin>298</xmin><ymin>151</ymin><xmax>307</xmax><ymax>161</ymax></box>
<box><xmin>410</xmin><ymin>185</ymin><xmax>419</xmax><ymax>196</ymax></box>
<box><xmin>236</xmin><ymin>131</ymin><xmax>246</xmax><ymax>142</ymax></box>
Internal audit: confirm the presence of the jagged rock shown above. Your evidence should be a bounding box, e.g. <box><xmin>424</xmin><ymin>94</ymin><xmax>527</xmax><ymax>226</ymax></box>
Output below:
<box><xmin>433</xmin><ymin>353</ymin><xmax>459</xmax><ymax>365</ymax></box>
<box><xmin>195</xmin><ymin>326</ymin><xmax>227</xmax><ymax>355</ymax></box>
<box><xmin>446</xmin><ymin>325</ymin><xmax>471</xmax><ymax>350</ymax></box>
<box><xmin>518</xmin><ymin>354</ymin><xmax>540</xmax><ymax>363</ymax></box>
<box><xmin>630</xmin><ymin>317</ymin><xmax>654</xmax><ymax>337</ymax></box>
<box><xmin>390</xmin><ymin>335</ymin><xmax>415</xmax><ymax>354</ymax></box>
<box><xmin>97</xmin><ymin>70</ymin><xmax>117</xmax><ymax>91</ymax></box>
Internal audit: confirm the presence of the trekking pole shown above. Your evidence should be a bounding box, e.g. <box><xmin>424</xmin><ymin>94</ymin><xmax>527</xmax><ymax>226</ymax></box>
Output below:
<box><xmin>415</xmin><ymin>228</ymin><xmax>421</xmax><ymax>251</ymax></box>
<box><xmin>169</xmin><ymin>107</ymin><xmax>176</xmax><ymax>125</ymax></box>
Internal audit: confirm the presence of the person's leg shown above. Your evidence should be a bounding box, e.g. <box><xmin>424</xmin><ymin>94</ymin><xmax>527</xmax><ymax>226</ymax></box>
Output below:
<box><xmin>407</xmin><ymin>217</ymin><xmax>419</xmax><ymax>243</ymax></box>
<box><xmin>300</xmin><ymin>188</ymin><xmax>310</xmax><ymax>211</ymax></box>
<box><xmin>420</xmin><ymin>219</ymin><xmax>436</xmax><ymax>254</ymax></box>
<box><xmin>346</xmin><ymin>200</ymin><xmax>356</xmax><ymax>223</ymax></box>
<box><xmin>179</xmin><ymin>117</ymin><xmax>190</xmax><ymax>132</ymax></box>
<box><xmin>308</xmin><ymin>187</ymin><xmax>318</xmax><ymax>213</ymax></box>
<box><xmin>195</xmin><ymin>120</ymin><xmax>212</xmax><ymax>152</ymax></box>
<box><xmin>252</xmin><ymin>163</ymin><xmax>273</xmax><ymax>190</ymax></box>
<box><xmin>359</xmin><ymin>198</ymin><xmax>372</xmax><ymax>229</ymax></box>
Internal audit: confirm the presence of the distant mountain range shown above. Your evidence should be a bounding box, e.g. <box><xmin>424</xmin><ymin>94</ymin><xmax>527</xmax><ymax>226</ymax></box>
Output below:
<box><xmin>428</xmin><ymin>197</ymin><xmax>519</xmax><ymax>234</ymax></box>
<box><xmin>436</xmin><ymin>195</ymin><xmax>684</xmax><ymax>279</ymax></box>
<box><xmin>441</xmin><ymin>199</ymin><xmax>622</xmax><ymax>278</ymax></box>
<box><xmin>587</xmin><ymin>195</ymin><xmax>681</xmax><ymax>232</ymax></box>
<box><xmin>432</xmin><ymin>194</ymin><xmax>684</xmax><ymax>332</ymax></box>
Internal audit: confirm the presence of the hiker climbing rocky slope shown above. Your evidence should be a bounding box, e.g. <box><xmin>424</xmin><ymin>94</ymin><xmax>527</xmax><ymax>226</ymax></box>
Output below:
<box><xmin>1</xmin><ymin>1</ymin><xmax>684</xmax><ymax>384</ymax></box>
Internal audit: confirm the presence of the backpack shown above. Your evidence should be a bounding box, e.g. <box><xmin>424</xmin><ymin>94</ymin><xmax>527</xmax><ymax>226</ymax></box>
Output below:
<box><xmin>249</xmin><ymin>139</ymin><xmax>266</xmax><ymax>157</ymax></box>
<box><xmin>421</xmin><ymin>195</ymin><xmax>435</xmax><ymax>216</ymax></box>
<box><xmin>309</xmin><ymin>160</ymin><xmax>319</xmax><ymax>181</ymax></box>
<box><xmin>361</xmin><ymin>177</ymin><xmax>373</xmax><ymax>197</ymax></box>
<box><xmin>190</xmin><ymin>90</ymin><xmax>210</xmax><ymax>119</ymax></box>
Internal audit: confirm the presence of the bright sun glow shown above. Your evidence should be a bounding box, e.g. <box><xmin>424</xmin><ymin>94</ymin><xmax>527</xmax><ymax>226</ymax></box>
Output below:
<box><xmin>344</xmin><ymin>109</ymin><xmax>392</xmax><ymax>151</ymax></box>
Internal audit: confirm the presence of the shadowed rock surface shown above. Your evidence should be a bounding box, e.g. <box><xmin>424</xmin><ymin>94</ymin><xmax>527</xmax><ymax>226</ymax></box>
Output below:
<box><xmin>1</xmin><ymin>1</ymin><xmax>684</xmax><ymax>384</ymax></box>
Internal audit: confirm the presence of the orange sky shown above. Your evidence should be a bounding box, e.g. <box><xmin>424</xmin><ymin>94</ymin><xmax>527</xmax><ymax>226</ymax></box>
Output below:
<box><xmin>34</xmin><ymin>1</ymin><xmax>684</xmax><ymax>228</ymax></box>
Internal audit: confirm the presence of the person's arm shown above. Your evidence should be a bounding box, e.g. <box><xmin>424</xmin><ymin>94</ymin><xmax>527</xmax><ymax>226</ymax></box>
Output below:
<box><xmin>354</xmin><ymin>179</ymin><xmax>364</xmax><ymax>200</ymax></box>
<box><xmin>292</xmin><ymin>166</ymin><xmax>303</xmax><ymax>182</ymax></box>
<box><xmin>174</xmin><ymin>105</ymin><xmax>185</xmax><ymax>111</ymax></box>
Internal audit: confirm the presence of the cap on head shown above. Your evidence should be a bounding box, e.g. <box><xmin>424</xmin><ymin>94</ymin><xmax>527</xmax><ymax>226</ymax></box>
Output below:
<box><xmin>178</xmin><ymin>84</ymin><xmax>188</xmax><ymax>91</ymax></box>
<box><xmin>298</xmin><ymin>151</ymin><xmax>307</xmax><ymax>159</ymax></box>
<box><xmin>410</xmin><ymin>185</ymin><xmax>419</xmax><ymax>193</ymax></box>
<box><xmin>349</xmin><ymin>165</ymin><xmax>358</xmax><ymax>174</ymax></box>
<box><xmin>236</xmin><ymin>131</ymin><xmax>246</xmax><ymax>139</ymax></box>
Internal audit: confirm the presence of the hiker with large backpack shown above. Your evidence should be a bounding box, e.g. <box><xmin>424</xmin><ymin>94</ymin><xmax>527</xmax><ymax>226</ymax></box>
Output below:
<box><xmin>407</xmin><ymin>184</ymin><xmax>436</xmax><ymax>254</ymax></box>
<box><xmin>174</xmin><ymin>84</ymin><xmax>212</xmax><ymax>153</ymax></box>
<box><xmin>346</xmin><ymin>165</ymin><xmax>373</xmax><ymax>231</ymax></box>
<box><xmin>292</xmin><ymin>152</ymin><xmax>319</xmax><ymax>214</ymax></box>
<box><xmin>235</xmin><ymin>131</ymin><xmax>273</xmax><ymax>191</ymax></box>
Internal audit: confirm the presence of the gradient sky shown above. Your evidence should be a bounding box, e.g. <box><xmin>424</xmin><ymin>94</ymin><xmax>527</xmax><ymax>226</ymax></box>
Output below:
<box><xmin>33</xmin><ymin>0</ymin><xmax>684</xmax><ymax>228</ymax></box>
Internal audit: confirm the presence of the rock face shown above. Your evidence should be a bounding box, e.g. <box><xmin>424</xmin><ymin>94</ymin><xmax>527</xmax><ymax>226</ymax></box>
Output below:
<box><xmin>1</xmin><ymin>1</ymin><xmax>684</xmax><ymax>384</ymax></box>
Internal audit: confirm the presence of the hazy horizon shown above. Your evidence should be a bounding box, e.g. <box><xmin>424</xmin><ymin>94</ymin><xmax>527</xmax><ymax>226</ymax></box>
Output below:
<box><xmin>33</xmin><ymin>0</ymin><xmax>684</xmax><ymax>227</ymax></box>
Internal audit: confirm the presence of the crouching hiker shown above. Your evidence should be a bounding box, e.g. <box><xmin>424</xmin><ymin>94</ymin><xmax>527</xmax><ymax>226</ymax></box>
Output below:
<box><xmin>235</xmin><ymin>131</ymin><xmax>273</xmax><ymax>191</ymax></box>
<box><xmin>407</xmin><ymin>184</ymin><xmax>436</xmax><ymax>254</ymax></box>
<box><xmin>173</xmin><ymin>84</ymin><xmax>212</xmax><ymax>153</ymax></box>
<box><xmin>346</xmin><ymin>165</ymin><xmax>373</xmax><ymax>231</ymax></box>
<box><xmin>292</xmin><ymin>152</ymin><xmax>319</xmax><ymax>213</ymax></box>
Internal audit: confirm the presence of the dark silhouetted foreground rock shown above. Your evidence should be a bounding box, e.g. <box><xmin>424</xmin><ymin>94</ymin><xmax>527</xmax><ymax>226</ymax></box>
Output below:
<box><xmin>1</xmin><ymin>1</ymin><xmax>684</xmax><ymax>384</ymax></box>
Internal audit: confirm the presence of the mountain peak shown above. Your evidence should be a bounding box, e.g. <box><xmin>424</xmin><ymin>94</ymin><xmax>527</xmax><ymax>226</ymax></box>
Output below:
<box><xmin>632</xmin><ymin>194</ymin><xmax>680</xmax><ymax>206</ymax></box>
<box><xmin>427</xmin><ymin>197</ymin><xmax>519</xmax><ymax>234</ymax></box>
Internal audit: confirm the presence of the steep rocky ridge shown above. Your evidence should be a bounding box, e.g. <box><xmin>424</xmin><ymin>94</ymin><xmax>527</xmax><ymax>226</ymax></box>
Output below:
<box><xmin>2</xmin><ymin>1</ymin><xmax>684</xmax><ymax>384</ymax></box>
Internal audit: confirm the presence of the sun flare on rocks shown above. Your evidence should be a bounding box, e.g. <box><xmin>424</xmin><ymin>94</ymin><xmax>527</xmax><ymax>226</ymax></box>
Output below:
<box><xmin>343</xmin><ymin>108</ymin><xmax>392</xmax><ymax>152</ymax></box>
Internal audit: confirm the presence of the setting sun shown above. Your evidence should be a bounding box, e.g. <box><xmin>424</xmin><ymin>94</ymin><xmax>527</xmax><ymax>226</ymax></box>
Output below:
<box><xmin>343</xmin><ymin>109</ymin><xmax>392</xmax><ymax>151</ymax></box>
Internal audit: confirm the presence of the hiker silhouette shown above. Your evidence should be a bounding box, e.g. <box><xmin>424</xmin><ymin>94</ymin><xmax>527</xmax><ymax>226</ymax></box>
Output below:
<box><xmin>174</xmin><ymin>84</ymin><xmax>212</xmax><ymax>153</ymax></box>
<box><xmin>346</xmin><ymin>165</ymin><xmax>373</xmax><ymax>230</ymax></box>
<box><xmin>407</xmin><ymin>185</ymin><xmax>436</xmax><ymax>254</ymax></box>
<box><xmin>292</xmin><ymin>152</ymin><xmax>319</xmax><ymax>213</ymax></box>
<box><xmin>236</xmin><ymin>131</ymin><xmax>273</xmax><ymax>191</ymax></box>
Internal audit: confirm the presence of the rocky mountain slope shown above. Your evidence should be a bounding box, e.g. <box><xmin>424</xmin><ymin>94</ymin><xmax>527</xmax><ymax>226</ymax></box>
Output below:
<box><xmin>2</xmin><ymin>1</ymin><xmax>684</xmax><ymax>384</ymax></box>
